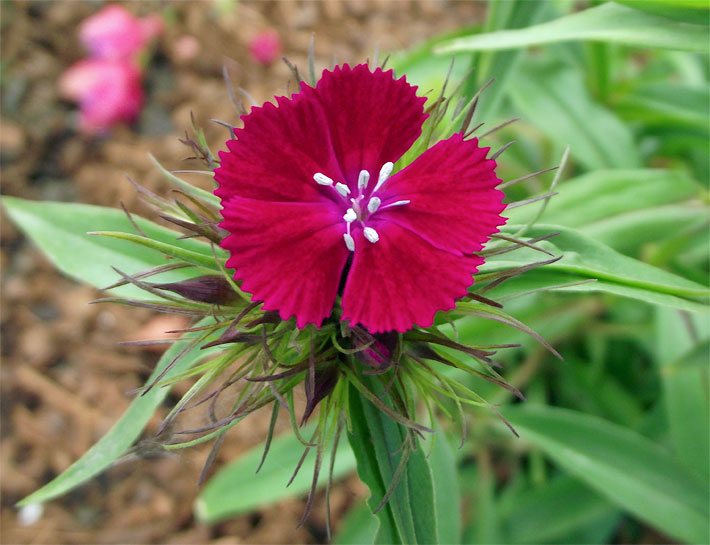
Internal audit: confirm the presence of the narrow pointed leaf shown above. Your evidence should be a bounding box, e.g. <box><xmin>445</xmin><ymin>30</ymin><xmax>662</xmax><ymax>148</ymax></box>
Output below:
<box><xmin>502</xmin><ymin>405</ymin><xmax>710</xmax><ymax>544</ymax></box>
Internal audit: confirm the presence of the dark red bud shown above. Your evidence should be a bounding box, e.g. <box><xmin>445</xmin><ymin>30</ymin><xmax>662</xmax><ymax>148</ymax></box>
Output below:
<box><xmin>302</xmin><ymin>365</ymin><xmax>338</xmax><ymax>423</ymax></box>
<box><xmin>357</xmin><ymin>331</ymin><xmax>399</xmax><ymax>370</ymax></box>
<box><xmin>154</xmin><ymin>275</ymin><xmax>236</xmax><ymax>305</ymax></box>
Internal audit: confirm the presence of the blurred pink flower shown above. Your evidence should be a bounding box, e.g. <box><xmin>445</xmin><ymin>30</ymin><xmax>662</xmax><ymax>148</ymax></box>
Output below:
<box><xmin>59</xmin><ymin>59</ymin><xmax>144</xmax><ymax>134</ymax></box>
<box><xmin>248</xmin><ymin>30</ymin><xmax>281</xmax><ymax>65</ymax></box>
<box><xmin>79</xmin><ymin>4</ymin><xmax>162</xmax><ymax>62</ymax></box>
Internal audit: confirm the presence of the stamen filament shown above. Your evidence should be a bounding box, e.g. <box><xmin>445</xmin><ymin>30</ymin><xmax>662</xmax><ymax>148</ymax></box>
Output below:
<box><xmin>382</xmin><ymin>199</ymin><xmax>410</xmax><ymax>210</ymax></box>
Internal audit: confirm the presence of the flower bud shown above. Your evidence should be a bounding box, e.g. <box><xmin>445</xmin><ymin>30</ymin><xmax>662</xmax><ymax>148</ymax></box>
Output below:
<box><xmin>302</xmin><ymin>365</ymin><xmax>338</xmax><ymax>423</ymax></box>
<box><xmin>356</xmin><ymin>331</ymin><xmax>399</xmax><ymax>370</ymax></box>
<box><xmin>154</xmin><ymin>275</ymin><xmax>236</xmax><ymax>305</ymax></box>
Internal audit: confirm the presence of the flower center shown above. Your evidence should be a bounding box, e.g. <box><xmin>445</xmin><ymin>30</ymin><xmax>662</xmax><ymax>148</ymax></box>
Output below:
<box><xmin>312</xmin><ymin>162</ymin><xmax>410</xmax><ymax>252</ymax></box>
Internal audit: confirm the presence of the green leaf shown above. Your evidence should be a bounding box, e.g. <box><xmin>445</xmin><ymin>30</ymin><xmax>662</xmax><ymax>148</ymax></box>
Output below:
<box><xmin>506</xmin><ymin>169</ymin><xmax>699</xmax><ymax>230</ymax></box>
<box><xmin>655</xmin><ymin>309</ymin><xmax>710</xmax><ymax>482</ymax></box>
<box><xmin>502</xmin><ymin>405</ymin><xmax>710</xmax><ymax>544</ymax></box>
<box><xmin>17</xmin><ymin>320</ymin><xmax>215</xmax><ymax>506</ymax></box>
<box><xmin>335</xmin><ymin>502</ymin><xmax>379</xmax><ymax>545</ymax></box>
<box><xmin>485</xmin><ymin>224</ymin><xmax>710</xmax><ymax>312</ymax></box>
<box><xmin>616</xmin><ymin>83</ymin><xmax>710</xmax><ymax>133</ymax></box>
<box><xmin>613</xmin><ymin>0</ymin><xmax>710</xmax><ymax>24</ymax></box>
<box><xmin>3</xmin><ymin>197</ymin><xmax>218</xmax><ymax>298</ymax></box>
<box><xmin>502</xmin><ymin>475</ymin><xmax>620</xmax><ymax>544</ymax></box>
<box><xmin>462</xmin><ymin>0</ymin><xmax>550</xmax><ymax>119</ymax></box>
<box><xmin>195</xmin><ymin>428</ymin><xmax>356</xmax><ymax>523</ymax></box>
<box><xmin>348</xmin><ymin>378</ymin><xmax>438</xmax><ymax>545</ymax></box>
<box><xmin>582</xmin><ymin>204</ymin><xmax>708</xmax><ymax>255</ymax></box>
<box><xmin>429</xmin><ymin>424</ymin><xmax>461</xmax><ymax>544</ymax></box>
<box><xmin>435</xmin><ymin>3</ymin><xmax>709</xmax><ymax>53</ymax></box>
<box><xmin>508</xmin><ymin>62</ymin><xmax>641</xmax><ymax>171</ymax></box>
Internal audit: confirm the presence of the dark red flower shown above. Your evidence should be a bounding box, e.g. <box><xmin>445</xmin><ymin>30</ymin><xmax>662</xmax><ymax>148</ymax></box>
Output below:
<box><xmin>215</xmin><ymin>64</ymin><xmax>506</xmax><ymax>333</ymax></box>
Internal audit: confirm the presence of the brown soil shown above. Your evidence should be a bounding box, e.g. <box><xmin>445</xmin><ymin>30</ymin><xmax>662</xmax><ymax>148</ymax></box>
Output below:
<box><xmin>0</xmin><ymin>2</ymin><xmax>485</xmax><ymax>543</ymax></box>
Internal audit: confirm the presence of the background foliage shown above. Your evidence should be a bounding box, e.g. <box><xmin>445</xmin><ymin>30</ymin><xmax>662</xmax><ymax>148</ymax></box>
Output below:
<box><xmin>4</xmin><ymin>1</ymin><xmax>708</xmax><ymax>544</ymax></box>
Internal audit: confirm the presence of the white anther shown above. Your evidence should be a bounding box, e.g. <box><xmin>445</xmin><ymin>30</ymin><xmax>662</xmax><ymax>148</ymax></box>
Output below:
<box><xmin>343</xmin><ymin>208</ymin><xmax>357</xmax><ymax>223</ymax></box>
<box><xmin>363</xmin><ymin>227</ymin><xmax>380</xmax><ymax>243</ymax></box>
<box><xmin>374</xmin><ymin>162</ymin><xmax>394</xmax><ymax>192</ymax></box>
<box><xmin>335</xmin><ymin>182</ymin><xmax>351</xmax><ymax>196</ymax></box>
<box><xmin>313</xmin><ymin>172</ymin><xmax>334</xmax><ymax>186</ymax></box>
<box><xmin>383</xmin><ymin>199</ymin><xmax>410</xmax><ymax>209</ymax></box>
<box><xmin>367</xmin><ymin>197</ymin><xmax>381</xmax><ymax>214</ymax></box>
<box><xmin>343</xmin><ymin>233</ymin><xmax>355</xmax><ymax>251</ymax></box>
<box><xmin>358</xmin><ymin>170</ymin><xmax>370</xmax><ymax>191</ymax></box>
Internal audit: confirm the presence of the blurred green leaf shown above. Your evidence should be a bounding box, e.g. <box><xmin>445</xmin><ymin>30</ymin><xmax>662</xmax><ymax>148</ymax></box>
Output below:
<box><xmin>616</xmin><ymin>83</ymin><xmax>710</xmax><ymax>132</ymax></box>
<box><xmin>465</xmin><ymin>0</ymin><xmax>550</xmax><ymax>119</ymax></box>
<box><xmin>429</xmin><ymin>424</ymin><xmax>462</xmax><ymax>544</ymax></box>
<box><xmin>509</xmin><ymin>62</ymin><xmax>641</xmax><ymax>171</ymax></box>
<box><xmin>435</xmin><ymin>3</ymin><xmax>709</xmax><ymax>53</ymax></box>
<box><xmin>2</xmin><ymin>197</ymin><xmax>215</xmax><ymax>298</ymax></box>
<box><xmin>613</xmin><ymin>0</ymin><xmax>710</xmax><ymax>24</ymax></box>
<box><xmin>349</xmin><ymin>378</ymin><xmax>438</xmax><ymax>545</ymax></box>
<box><xmin>462</xmin><ymin>452</ymin><xmax>502</xmax><ymax>544</ymax></box>
<box><xmin>502</xmin><ymin>475</ymin><xmax>621</xmax><ymax>544</ymax></box>
<box><xmin>655</xmin><ymin>309</ymin><xmax>710</xmax><ymax>482</ymax></box>
<box><xmin>335</xmin><ymin>502</ymin><xmax>379</xmax><ymax>545</ymax></box>
<box><xmin>17</xmin><ymin>319</ymin><xmax>215</xmax><ymax>507</ymax></box>
<box><xmin>195</xmin><ymin>428</ymin><xmax>356</xmax><ymax>523</ymax></box>
<box><xmin>507</xmin><ymin>169</ymin><xmax>698</xmax><ymax>230</ymax></box>
<box><xmin>583</xmin><ymin>204</ymin><xmax>708</xmax><ymax>255</ymax></box>
<box><xmin>502</xmin><ymin>405</ymin><xmax>710</xmax><ymax>544</ymax></box>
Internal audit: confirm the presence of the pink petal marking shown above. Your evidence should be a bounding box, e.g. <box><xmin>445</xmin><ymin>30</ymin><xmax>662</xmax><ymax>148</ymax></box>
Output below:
<box><xmin>220</xmin><ymin>197</ymin><xmax>349</xmax><ymax>328</ymax></box>
<box><xmin>341</xmin><ymin>221</ymin><xmax>484</xmax><ymax>333</ymax></box>
<box><xmin>303</xmin><ymin>64</ymin><xmax>428</xmax><ymax>193</ymax></box>
<box><xmin>215</xmin><ymin>93</ymin><xmax>345</xmax><ymax>204</ymax></box>
<box><xmin>377</xmin><ymin>134</ymin><xmax>507</xmax><ymax>255</ymax></box>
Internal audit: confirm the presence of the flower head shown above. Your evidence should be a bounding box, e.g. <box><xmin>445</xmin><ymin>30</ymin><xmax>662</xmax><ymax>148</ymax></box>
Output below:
<box><xmin>248</xmin><ymin>30</ymin><xmax>282</xmax><ymax>65</ymax></box>
<box><xmin>59</xmin><ymin>59</ymin><xmax>143</xmax><ymax>134</ymax></box>
<box><xmin>215</xmin><ymin>64</ymin><xmax>506</xmax><ymax>333</ymax></box>
<box><xmin>79</xmin><ymin>5</ymin><xmax>162</xmax><ymax>62</ymax></box>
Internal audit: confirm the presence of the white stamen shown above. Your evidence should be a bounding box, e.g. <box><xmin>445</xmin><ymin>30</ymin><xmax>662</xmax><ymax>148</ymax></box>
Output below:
<box><xmin>343</xmin><ymin>208</ymin><xmax>357</xmax><ymax>223</ymax></box>
<box><xmin>367</xmin><ymin>197</ymin><xmax>381</xmax><ymax>213</ymax></box>
<box><xmin>374</xmin><ymin>162</ymin><xmax>394</xmax><ymax>192</ymax></box>
<box><xmin>363</xmin><ymin>227</ymin><xmax>380</xmax><ymax>243</ymax></box>
<box><xmin>313</xmin><ymin>172</ymin><xmax>334</xmax><ymax>186</ymax></box>
<box><xmin>343</xmin><ymin>233</ymin><xmax>355</xmax><ymax>251</ymax></box>
<box><xmin>357</xmin><ymin>170</ymin><xmax>370</xmax><ymax>191</ymax></box>
<box><xmin>382</xmin><ymin>199</ymin><xmax>410</xmax><ymax>209</ymax></box>
<box><xmin>335</xmin><ymin>182</ymin><xmax>351</xmax><ymax>196</ymax></box>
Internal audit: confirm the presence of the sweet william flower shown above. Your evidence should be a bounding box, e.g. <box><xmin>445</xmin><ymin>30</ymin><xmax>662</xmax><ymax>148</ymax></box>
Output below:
<box><xmin>248</xmin><ymin>30</ymin><xmax>282</xmax><ymax>65</ymax></box>
<box><xmin>215</xmin><ymin>64</ymin><xmax>506</xmax><ymax>333</ymax></box>
<box><xmin>79</xmin><ymin>4</ymin><xmax>162</xmax><ymax>62</ymax></box>
<box><xmin>59</xmin><ymin>59</ymin><xmax>143</xmax><ymax>134</ymax></box>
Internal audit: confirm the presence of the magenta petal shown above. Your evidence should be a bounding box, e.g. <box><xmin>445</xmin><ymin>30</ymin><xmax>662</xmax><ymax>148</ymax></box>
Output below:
<box><xmin>341</xmin><ymin>221</ymin><xmax>483</xmax><ymax>333</ymax></box>
<box><xmin>220</xmin><ymin>197</ymin><xmax>349</xmax><ymax>327</ymax></box>
<box><xmin>306</xmin><ymin>64</ymin><xmax>428</xmax><ymax>188</ymax></box>
<box><xmin>378</xmin><ymin>134</ymin><xmax>506</xmax><ymax>255</ymax></box>
<box><xmin>215</xmin><ymin>93</ymin><xmax>345</xmax><ymax>204</ymax></box>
